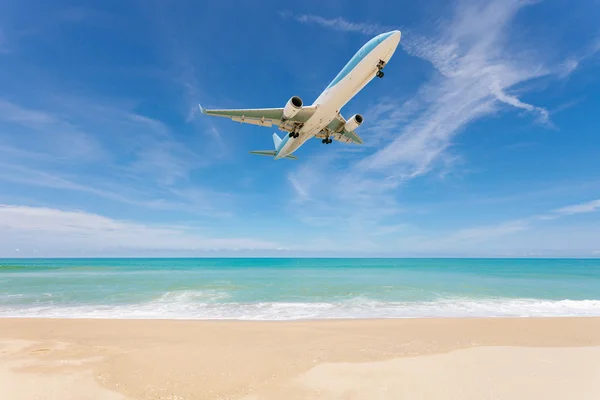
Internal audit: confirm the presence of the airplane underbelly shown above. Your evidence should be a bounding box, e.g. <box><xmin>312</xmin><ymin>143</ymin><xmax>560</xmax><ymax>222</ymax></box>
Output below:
<box><xmin>327</xmin><ymin>46</ymin><xmax>392</xmax><ymax>109</ymax></box>
<box><xmin>299</xmin><ymin>106</ymin><xmax>335</xmax><ymax>135</ymax></box>
<box><xmin>337</xmin><ymin>61</ymin><xmax>378</xmax><ymax>101</ymax></box>
<box><xmin>280</xmin><ymin>41</ymin><xmax>396</xmax><ymax>157</ymax></box>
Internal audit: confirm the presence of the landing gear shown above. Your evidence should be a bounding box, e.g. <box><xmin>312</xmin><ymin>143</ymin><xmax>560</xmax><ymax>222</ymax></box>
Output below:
<box><xmin>322</xmin><ymin>138</ymin><xmax>332</xmax><ymax>144</ymax></box>
<box><xmin>376</xmin><ymin>59</ymin><xmax>386</xmax><ymax>78</ymax></box>
<box><xmin>289</xmin><ymin>131</ymin><xmax>299</xmax><ymax>138</ymax></box>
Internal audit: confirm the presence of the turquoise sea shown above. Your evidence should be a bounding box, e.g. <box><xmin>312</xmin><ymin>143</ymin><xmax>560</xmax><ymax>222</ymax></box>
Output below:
<box><xmin>1</xmin><ymin>258</ymin><xmax>600</xmax><ymax>319</ymax></box>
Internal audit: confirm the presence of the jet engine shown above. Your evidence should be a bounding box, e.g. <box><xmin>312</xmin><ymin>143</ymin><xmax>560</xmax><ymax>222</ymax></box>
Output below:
<box><xmin>343</xmin><ymin>113</ymin><xmax>364</xmax><ymax>132</ymax></box>
<box><xmin>282</xmin><ymin>96</ymin><xmax>303</xmax><ymax>120</ymax></box>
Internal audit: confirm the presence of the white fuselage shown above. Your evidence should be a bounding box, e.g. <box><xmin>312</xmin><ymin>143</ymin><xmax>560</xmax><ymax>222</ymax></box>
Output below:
<box><xmin>274</xmin><ymin>30</ymin><xmax>401</xmax><ymax>159</ymax></box>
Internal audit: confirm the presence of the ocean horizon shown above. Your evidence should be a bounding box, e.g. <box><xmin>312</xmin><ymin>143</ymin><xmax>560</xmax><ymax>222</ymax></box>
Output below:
<box><xmin>2</xmin><ymin>258</ymin><xmax>600</xmax><ymax>320</ymax></box>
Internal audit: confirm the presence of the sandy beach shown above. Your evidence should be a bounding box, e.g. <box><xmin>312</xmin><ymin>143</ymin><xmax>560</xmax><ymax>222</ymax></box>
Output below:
<box><xmin>0</xmin><ymin>318</ymin><xmax>599</xmax><ymax>399</ymax></box>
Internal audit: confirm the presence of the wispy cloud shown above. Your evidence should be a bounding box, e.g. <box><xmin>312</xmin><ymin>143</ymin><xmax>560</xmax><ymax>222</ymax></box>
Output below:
<box><xmin>0</xmin><ymin>6</ymin><xmax>106</xmax><ymax>54</ymax></box>
<box><xmin>0</xmin><ymin>99</ymin><xmax>59</xmax><ymax>126</ymax></box>
<box><xmin>452</xmin><ymin>198</ymin><xmax>600</xmax><ymax>241</ymax></box>
<box><xmin>553</xmin><ymin>199</ymin><xmax>600</xmax><ymax>216</ymax></box>
<box><xmin>558</xmin><ymin>36</ymin><xmax>600</xmax><ymax>78</ymax></box>
<box><xmin>0</xmin><ymin>96</ymin><xmax>231</xmax><ymax>216</ymax></box>
<box><xmin>490</xmin><ymin>85</ymin><xmax>551</xmax><ymax>125</ymax></box>
<box><xmin>287</xmin><ymin>1</ymin><xmax>559</xmax><ymax>179</ymax></box>
<box><xmin>0</xmin><ymin>162</ymin><xmax>186</xmax><ymax>212</ymax></box>
<box><xmin>0</xmin><ymin>162</ymin><xmax>141</xmax><ymax>204</ymax></box>
<box><xmin>280</xmin><ymin>1</ymin><xmax>600</xmax><ymax>253</ymax></box>
<box><xmin>0</xmin><ymin>204</ymin><xmax>280</xmax><ymax>256</ymax></box>
<box><xmin>0</xmin><ymin>99</ymin><xmax>107</xmax><ymax>162</ymax></box>
<box><xmin>279</xmin><ymin>12</ymin><xmax>394</xmax><ymax>35</ymax></box>
<box><xmin>288</xmin><ymin>175</ymin><xmax>310</xmax><ymax>203</ymax></box>
<box><xmin>448</xmin><ymin>220</ymin><xmax>531</xmax><ymax>241</ymax></box>
<box><xmin>145</xmin><ymin>3</ymin><xmax>227</xmax><ymax>155</ymax></box>
<box><xmin>391</xmin><ymin>197</ymin><xmax>600</xmax><ymax>256</ymax></box>
<box><xmin>285</xmin><ymin>0</ymin><xmax>575</xmax><ymax>226</ymax></box>
<box><xmin>359</xmin><ymin>0</ymin><xmax>552</xmax><ymax>175</ymax></box>
<box><xmin>533</xmin><ymin>198</ymin><xmax>600</xmax><ymax>221</ymax></box>
<box><xmin>286</xmin><ymin>194</ymin><xmax>600</xmax><ymax>255</ymax></box>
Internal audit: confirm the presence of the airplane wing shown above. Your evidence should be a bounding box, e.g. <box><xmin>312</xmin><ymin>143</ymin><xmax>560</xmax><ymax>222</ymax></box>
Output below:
<box><xmin>199</xmin><ymin>105</ymin><xmax>317</xmax><ymax>129</ymax></box>
<box><xmin>315</xmin><ymin>114</ymin><xmax>364</xmax><ymax>144</ymax></box>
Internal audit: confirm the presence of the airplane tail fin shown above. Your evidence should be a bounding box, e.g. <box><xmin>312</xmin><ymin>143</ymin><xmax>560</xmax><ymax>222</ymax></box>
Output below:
<box><xmin>272</xmin><ymin>133</ymin><xmax>282</xmax><ymax>149</ymax></box>
<box><xmin>250</xmin><ymin>133</ymin><xmax>296</xmax><ymax>160</ymax></box>
<box><xmin>249</xmin><ymin>150</ymin><xmax>297</xmax><ymax>160</ymax></box>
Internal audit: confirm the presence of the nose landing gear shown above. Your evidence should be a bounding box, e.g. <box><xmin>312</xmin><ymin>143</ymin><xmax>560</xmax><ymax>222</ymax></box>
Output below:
<box><xmin>376</xmin><ymin>59</ymin><xmax>386</xmax><ymax>78</ymax></box>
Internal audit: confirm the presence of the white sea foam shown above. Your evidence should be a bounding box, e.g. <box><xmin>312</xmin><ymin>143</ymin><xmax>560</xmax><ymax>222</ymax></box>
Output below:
<box><xmin>2</xmin><ymin>290</ymin><xmax>600</xmax><ymax>320</ymax></box>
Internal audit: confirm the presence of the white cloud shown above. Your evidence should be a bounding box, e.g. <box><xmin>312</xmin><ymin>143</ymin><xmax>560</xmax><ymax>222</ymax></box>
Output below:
<box><xmin>0</xmin><ymin>99</ymin><xmax>107</xmax><ymax>162</ymax></box>
<box><xmin>0</xmin><ymin>205</ymin><xmax>280</xmax><ymax>255</ymax></box>
<box><xmin>450</xmin><ymin>220</ymin><xmax>530</xmax><ymax>241</ymax></box>
<box><xmin>360</xmin><ymin>0</ymin><xmax>551</xmax><ymax>176</ymax></box>
<box><xmin>535</xmin><ymin>198</ymin><xmax>600</xmax><ymax>220</ymax></box>
<box><xmin>554</xmin><ymin>199</ymin><xmax>600</xmax><ymax>216</ymax></box>
<box><xmin>398</xmin><ymin>223</ymin><xmax>600</xmax><ymax>257</ymax></box>
<box><xmin>284</xmin><ymin>0</ymin><xmax>571</xmax><ymax>232</ymax></box>
<box><xmin>383</xmin><ymin>196</ymin><xmax>600</xmax><ymax>256</ymax></box>
<box><xmin>558</xmin><ymin>36</ymin><xmax>600</xmax><ymax>78</ymax></box>
<box><xmin>145</xmin><ymin>3</ymin><xmax>227</xmax><ymax>156</ymax></box>
<box><xmin>418</xmin><ymin>197</ymin><xmax>600</xmax><ymax>252</ymax></box>
<box><xmin>288</xmin><ymin>176</ymin><xmax>310</xmax><ymax>203</ymax></box>
<box><xmin>279</xmin><ymin>12</ymin><xmax>393</xmax><ymax>35</ymax></box>
<box><xmin>0</xmin><ymin>94</ymin><xmax>208</xmax><ymax>179</ymax></box>
<box><xmin>0</xmin><ymin>161</ymin><xmax>233</xmax><ymax>217</ymax></box>
<box><xmin>559</xmin><ymin>58</ymin><xmax>579</xmax><ymax>78</ymax></box>
<box><xmin>490</xmin><ymin>85</ymin><xmax>550</xmax><ymax>125</ymax></box>
<box><xmin>0</xmin><ymin>97</ymin><xmax>230</xmax><ymax>215</ymax></box>
<box><xmin>0</xmin><ymin>162</ymin><xmax>178</xmax><ymax>210</ymax></box>
<box><xmin>0</xmin><ymin>99</ymin><xmax>59</xmax><ymax>126</ymax></box>
<box><xmin>395</xmin><ymin>219</ymin><xmax>530</xmax><ymax>255</ymax></box>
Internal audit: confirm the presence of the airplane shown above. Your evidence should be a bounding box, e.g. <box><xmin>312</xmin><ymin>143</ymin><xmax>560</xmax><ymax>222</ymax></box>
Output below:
<box><xmin>199</xmin><ymin>30</ymin><xmax>401</xmax><ymax>160</ymax></box>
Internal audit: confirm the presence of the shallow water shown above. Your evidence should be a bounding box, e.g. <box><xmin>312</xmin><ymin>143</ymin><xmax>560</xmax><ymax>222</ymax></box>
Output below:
<box><xmin>1</xmin><ymin>258</ymin><xmax>599</xmax><ymax>319</ymax></box>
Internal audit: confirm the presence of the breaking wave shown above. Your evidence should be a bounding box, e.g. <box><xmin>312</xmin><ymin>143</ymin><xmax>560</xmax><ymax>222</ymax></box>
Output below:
<box><xmin>2</xmin><ymin>290</ymin><xmax>600</xmax><ymax>320</ymax></box>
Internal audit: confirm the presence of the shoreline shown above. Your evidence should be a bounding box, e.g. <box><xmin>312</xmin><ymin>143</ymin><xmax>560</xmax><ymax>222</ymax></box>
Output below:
<box><xmin>2</xmin><ymin>317</ymin><xmax>600</xmax><ymax>399</ymax></box>
<box><xmin>1</xmin><ymin>314</ymin><xmax>600</xmax><ymax>321</ymax></box>
<box><xmin>0</xmin><ymin>315</ymin><xmax>600</xmax><ymax>324</ymax></box>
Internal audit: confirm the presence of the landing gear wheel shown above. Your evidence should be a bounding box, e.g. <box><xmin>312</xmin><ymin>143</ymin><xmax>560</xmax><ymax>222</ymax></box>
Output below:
<box><xmin>376</xmin><ymin>71</ymin><xmax>384</xmax><ymax>78</ymax></box>
<box><xmin>328</xmin><ymin>139</ymin><xmax>333</xmax><ymax>144</ymax></box>
<box><xmin>290</xmin><ymin>132</ymin><xmax>299</xmax><ymax>138</ymax></box>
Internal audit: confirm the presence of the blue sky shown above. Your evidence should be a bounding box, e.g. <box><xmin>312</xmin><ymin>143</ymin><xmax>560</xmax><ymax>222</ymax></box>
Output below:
<box><xmin>1</xmin><ymin>0</ymin><xmax>599</xmax><ymax>257</ymax></box>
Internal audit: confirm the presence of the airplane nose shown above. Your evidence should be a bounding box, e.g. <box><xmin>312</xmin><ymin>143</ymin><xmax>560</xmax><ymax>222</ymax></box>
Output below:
<box><xmin>380</xmin><ymin>30</ymin><xmax>401</xmax><ymax>47</ymax></box>
<box><xmin>391</xmin><ymin>30</ymin><xmax>401</xmax><ymax>45</ymax></box>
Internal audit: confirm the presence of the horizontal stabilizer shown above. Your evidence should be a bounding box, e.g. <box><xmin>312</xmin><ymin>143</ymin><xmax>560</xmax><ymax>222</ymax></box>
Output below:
<box><xmin>249</xmin><ymin>150</ymin><xmax>277</xmax><ymax>157</ymax></box>
<box><xmin>249</xmin><ymin>150</ymin><xmax>298</xmax><ymax>160</ymax></box>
